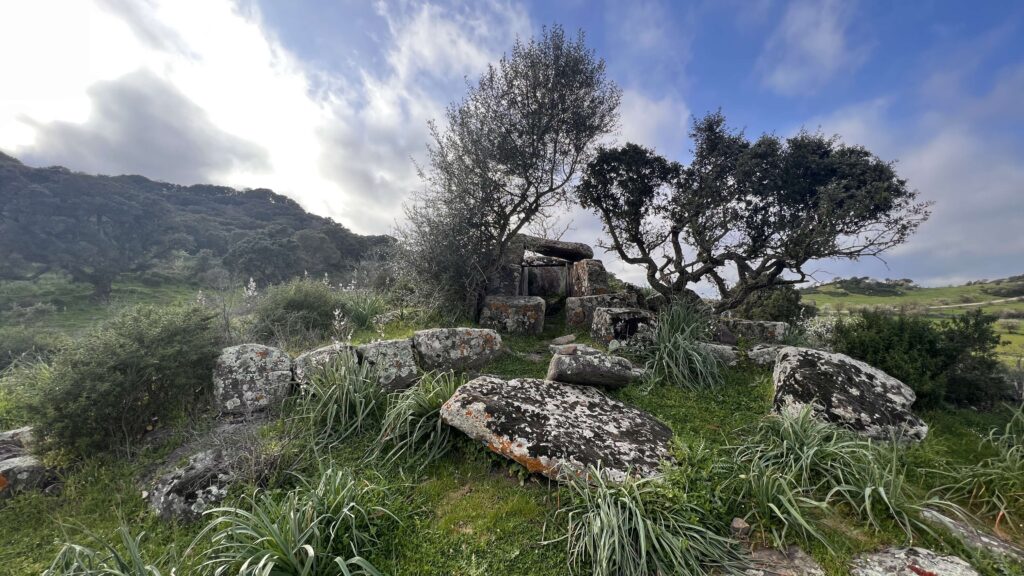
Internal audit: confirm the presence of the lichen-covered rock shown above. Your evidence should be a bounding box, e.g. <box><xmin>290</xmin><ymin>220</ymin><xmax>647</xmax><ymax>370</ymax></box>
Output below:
<box><xmin>441</xmin><ymin>376</ymin><xmax>672</xmax><ymax>482</ymax></box>
<box><xmin>713</xmin><ymin>323</ymin><xmax>739</xmax><ymax>345</ymax></box>
<box><xmin>479</xmin><ymin>296</ymin><xmax>545</xmax><ymax>335</ymax></box>
<box><xmin>519</xmin><ymin>234</ymin><xmax>594</xmax><ymax>262</ymax></box>
<box><xmin>722</xmin><ymin>319</ymin><xmax>787</xmax><ymax>343</ymax></box>
<box><xmin>213</xmin><ymin>344</ymin><xmax>293</xmax><ymax>415</ymax></box>
<box><xmin>551</xmin><ymin>334</ymin><xmax>576</xmax><ymax>346</ymax></box>
<box><xmin>527</xmin><ymin>266</ymin><xmax>568</xmax><ymax>297</ymax></box>
<box><xmin>0</xmin><ymin>426</ymin><xmax>33</xmax><ymax>460</ymax></box>
<box><xmin>746</xmin><ymin>546</ymin><xmax>825</xmax><ymax>576</ymax></box>
<box><xmin>591</xmin><ymin>307</ymin><xmax>656</xmax><ymax>349</ymax></box>
<box><xmin>773</xmin><ymin>347</ymin><xmax>928</xmax><ymax>441</ymax></box>
<box><xmin>293</xmin><ymin>342</ymin><xmax>357</xmax><ymax>383</ymax></box>
<box><xmin>569</xmin><ymin>259</ymin><xmax>609</xmax><ymax>297</ymax></box>
<box><xmin>566</xmin><ymin>293</ymin><xmax>638</xmax><ymax>329</ymax></box>
<box><xmin>548</xmin><ymin>343</ymin><xmax>604</xmax><ymax>356</ymax></box>
<box><xmin>698</xmin><ymin>342</ymin><xmax>740</xmax><ymax>366</ymax></box>
<box><xmin>357</xmin><ymin>338</ymin><xmax>419</xmax><ymax>390</ymax></box>
<box><xmin>0</xmin><ymin>454</ymin><xmax>54</xmax><ymax>499</ymax></box>
<box><xmin>850</xmin><ymin>547</ymin><xmax>978</xmax><ymax>576</ymax></box>
<box><xmin>147</xmin><ymin>448</ymin><xmax>234</xmax><ymax>521</ymax></box>
<box><xmin>546</xmin><ymin>352</ymin><xmax>641</xmax><ymax>389</ymax></box>
<box><xmin>412</xmin><ymin>328</ymin><xmax>503</xmax><ymax>371</ymax></box>
<box><xmin>747</xmin><ymin>344</ymin><xmax>785</xmax><ymax>366</ymax></box>
<box><xmin>487</xmin><ymin>263</ymin><xmax>524</xmax><ymax>296</ymax></box>
<box><xmin>921</xmin><ymin>508</ymin><xmax>1024</xmax><ymax>562</ymax></box>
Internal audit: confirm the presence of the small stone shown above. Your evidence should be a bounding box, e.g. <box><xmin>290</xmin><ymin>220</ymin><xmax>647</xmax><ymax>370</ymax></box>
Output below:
<box><xmin>731</xmin><ymin>517</ymin><xmax>751</xmax><ymax>540</ymax></box>
<box><xmin>546</xmin><ymin>352</ymin><xmax>640</xmax><ymax>389</ymax></box>
<box><xmin>551</xmin><ymin>334</ymin><xmax>576</xmax><ymax>345</ymax></box>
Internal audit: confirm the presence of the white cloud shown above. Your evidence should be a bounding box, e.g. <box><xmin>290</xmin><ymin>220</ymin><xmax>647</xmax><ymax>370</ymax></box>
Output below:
<box><xmin>617</xmin><ymin>90</ymin><xmax>690</xmax><ymax>154</ymax></box>
<box><xmin>758</xmin><ymin>0</ymin><xmax>864</xmax><ymax>95</ymax></box>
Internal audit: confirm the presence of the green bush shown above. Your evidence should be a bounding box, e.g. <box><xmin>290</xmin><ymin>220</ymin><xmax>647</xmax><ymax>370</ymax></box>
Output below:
<box><xmin>733</xmin><ymin>285</ymin><xmax>811</xmax><ymax>324</ymax></box>
<box><xmin>0</xmin><ymin>326</ymin><xmax>63</xmax><ymax>370</ymax></box>
<box><xmin>23</xmin><ymin>304</ymin><xmax>220</xmax><ymax>456</ymax></box>
<box><xmin>832</xmin><ymin>309</ymin><xmax>1007</xmax><ymax>407</ymax></box>
<box><xmin>250</xmin><ymin>278</ymin><xmax>344</xmax><ymax>345</ymax></box>
<box><xmin>640</xmin><ymin>300</ymin><xmax>724</xmax><ymax>391</ymax></box>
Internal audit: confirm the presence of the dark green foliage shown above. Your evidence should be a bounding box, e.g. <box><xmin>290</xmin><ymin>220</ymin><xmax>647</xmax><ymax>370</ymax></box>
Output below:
<box><xmin>249</xmin><ymin>278</ymin><xmax>343</xmax><ymax>344</ymax></box>
<box><xmin>640</xmin><ymin>300</ymin><xmax>724</xmax><ymax>391</ymax></box>
<box><xmin>832</xmin><ymin>310</ymin><xmax>1008</xmax><ymax>407</ymax></box>
<box><xmin>23</xmin><ymin>304</ymin><xmax>221</xmax><ymax>456</ymax></box>
<box><xmin>0</xmin><ymin>326</ymin><xmax>63</xmax><ymax>370</ymax></box>
<box><xmin>733</xmin><ymin>285</ymin><xmax>811</xmax><ymax>324</ymax></box>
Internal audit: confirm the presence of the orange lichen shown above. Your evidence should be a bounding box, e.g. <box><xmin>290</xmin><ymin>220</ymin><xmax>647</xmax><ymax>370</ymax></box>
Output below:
<box><xmin>488</xmin><ymin>438</ymin><xmax>553</xmax><ymax>475</ymax></box>
<box><xmin>0</xmin><ymin>474</ymin><xmax>8</xmax><ymax>491</ymax></box>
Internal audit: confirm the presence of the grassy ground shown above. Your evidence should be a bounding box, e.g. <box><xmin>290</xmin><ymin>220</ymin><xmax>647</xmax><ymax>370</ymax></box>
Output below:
<box><xmin>2</xmin><ymin>277</ymin><xmax>1023</xmax><ymax>575</ymax></box>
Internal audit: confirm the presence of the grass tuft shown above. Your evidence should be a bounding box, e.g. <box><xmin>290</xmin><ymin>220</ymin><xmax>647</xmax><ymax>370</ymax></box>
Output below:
<box><xmin>640</xmin><ymin>300</ymin><xmax>724</xmax><ymax>391</ymax></box>
<box><xmin>371</xmin><ymin>371</ymin><xmax>463</xmax><ymax>471</ymax></box>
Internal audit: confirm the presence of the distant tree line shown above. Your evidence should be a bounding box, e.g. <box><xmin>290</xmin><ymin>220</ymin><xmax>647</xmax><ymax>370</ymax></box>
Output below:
<box><xmin>0</xmin><ymin>152</ymin><xmax>390</xmax><ymax>298</ymax></box>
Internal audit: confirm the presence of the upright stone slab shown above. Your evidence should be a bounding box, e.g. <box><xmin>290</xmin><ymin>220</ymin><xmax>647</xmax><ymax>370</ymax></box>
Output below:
<box><xmin>412</xmin><ymin>328</ymin><xmax>503</xmax><ymax>371</ymax></box>
<box><xmin>357</xmin><ymin>338</ymin><xmax>420</xmax><ymax>390</ymax></box>
<box><xmin>518</xmin><ymin>234</ymin><xmax>594</xmax><ymax>262</ymax></box>
<box><xmin>479</xmin><ymin>296</ymin><xmax>545</xmax><ymax>335</ymax></box>
<box><xmin>441</xmin><ymin>376</ymin><xmax>672</xmax><ymax>482</ymax></box>
<box><xmin>772</xmin><ymin>347</ymin><xmax>928</xmax><ymax>441</ymax></box>
<box><xmin>591</xmin><ymin>307</ymin><xmax>656</xmax><ymax>348</ymax></box>
<box><xmin>850</xmin><ymin>548</ymin><xmax>978</xmax><ymax>576</ymax></box>
<box><xmin>566</xmin><ymin>293</ymin><xmax>638</xmax><ymax>329</ymax></box>
<box><xmin>569</xmin><ymin>259</ymin><xmax>609</xmax><ymax>296</ymax></box>
<box><xmin>487</xmin><ymin>263</ymin><xmax>523</xmax><ymax>296</ymax></box>
<box><xmin>293</xmin><ymin>342</ymin><xmax>357</xmax><ymax>383</ymax></box>
<box><xmin>213</xmin><ymin>344</ymin><xmax>293</xmax><ymax>415</ymax></box>
<box><xmin>527</xmin><ymin>266</ymin><xmax>568</xmax><ymax>296</ymax></box>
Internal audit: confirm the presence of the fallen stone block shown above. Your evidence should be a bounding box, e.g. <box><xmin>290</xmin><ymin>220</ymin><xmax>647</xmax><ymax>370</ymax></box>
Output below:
<box><xmin>293</xmin><ymin>342</ymin><xmax>357</xmax><ymax>384</ymax></box>
<box><xmin>591</xmin><ymin>307</ymin><xmax>656</xmax><ymax>349</ymax></box>
<box><xmin>412</xmin><ymin>328</ymin><xmax>503</xmax><ymax>371</ymax></box>
<box><xmin>850</xmin><ymin>547</ymin><xmax>978</xmax><ymax>576</ymax></box>
<box><xmin>546</xmin><ymin>351</ymin><xmax>641</xmax><ymax>389</ymax></box>
<box><xmin>357</xmin><ymin>338</ymin><xmax>420</xmax><ymax>390</ymax></box>
<box><xmin>566</xmin><ymin>293</ymin><xmax>638</xmax><ymax>329</ymax></box>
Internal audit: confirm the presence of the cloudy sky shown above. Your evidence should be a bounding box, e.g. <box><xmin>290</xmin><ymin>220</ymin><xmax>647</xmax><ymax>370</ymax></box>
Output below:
<box><xmin>1</xmin><ymin>0</ymin><xmax>1022</xmax><ymax>287</ymax></box>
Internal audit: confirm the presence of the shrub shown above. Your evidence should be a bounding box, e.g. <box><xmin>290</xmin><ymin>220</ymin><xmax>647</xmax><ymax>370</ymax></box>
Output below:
<box><xmin>45</xmin><ymin>525</ymin><xmax>172</xmax><ymax>576</ymax></box>
<box><xmin>195</xmin><ymin>466</ymin><xmax>391</xmax><ymax>576</ymax></box>
<box><xmin>290</xmin><ymin>354</ymin><xmax>385</xmax><ymax>452</ymax></box>
<box><xmin>249</xmin><ymin>278</ymin><xmax>345</xmax><ymax>346</ymax></box>
<box><xmin>733</xmin><ymin>285</ymin><xmax>811</xmax><ymax>325</ymax></box>
<box><xmin>558</xmin><ymin>465</ymin><xmax>745</xmax><ymax>576</ymax></box>
<box><xmin>23</xmin><ymin>304</ymin><xmax>220</xmax><ymax>456</ymax></box>
<box><xmin>336</xmin><ymin>289</ymin><xmax>390</xmax><ymax>331</ymax></box>
<box><xmin>640</xmin><ymin>300</ymin><xmax>723</xmax><ymax>391</ymax></box>
<box><xmin>0</xmin><ymin>326</ymin><xmax>63</xmax><ymax>369</ymax></box>
<box><xmin>372</xmin><ymin>371</ymin><xmax>462</xmax><ymax>470</ymax></box>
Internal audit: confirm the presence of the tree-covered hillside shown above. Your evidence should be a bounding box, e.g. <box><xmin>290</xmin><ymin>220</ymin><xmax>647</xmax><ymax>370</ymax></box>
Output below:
<box><xmin>0</xmin><ymin>152</ymin><xmax>390</xmax><ymax>298</ymax></box>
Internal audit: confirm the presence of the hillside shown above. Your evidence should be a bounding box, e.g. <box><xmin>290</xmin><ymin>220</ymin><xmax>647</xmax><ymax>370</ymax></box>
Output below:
<box><xmin>0</xmin><ymin>152</ymin><xmax>391</xmax><ymax>298</ymax></box>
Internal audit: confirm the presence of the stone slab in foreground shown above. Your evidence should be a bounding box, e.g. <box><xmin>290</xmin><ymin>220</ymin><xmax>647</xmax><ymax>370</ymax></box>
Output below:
<box><xmin>850</xmin><ymin>547</ymin><xmax>978</xmax><ymax>576</ymax></box>
<box><xmin>773</xmin><ymin>347</ymin><xmax>928</xmax><ymax>441</ymax></box>
<box><xmin>440</xmin><ymin>376</ymin><xmax>672</xmax><ymax>482</ymax></box>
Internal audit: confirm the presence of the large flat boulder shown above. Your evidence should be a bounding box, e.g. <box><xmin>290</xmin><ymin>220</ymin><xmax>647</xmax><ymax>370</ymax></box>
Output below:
<box><xmin>772</xmin><ymin>347</ymin><xmax>928</xmax><ymax>441</ymax></box>
<box><xmin>591</xmin><ymin>307</ymin><xmax>656</xmax><ymax>349</ymax></box>
<box><xmin>546</xmin><ymin>351</ymin><xmax>642</xmax><ymax>389</ymax></box>
<box><xmin>566</xmin><ymin>293</ymin><xmax>638</xmax><ymax>329</ymax></box>
<box><xmin>440</xmin><ymin>376</ymin><xmax>672</xmax><ymax>482</ymax></box>
<box><xmin>479</xmin><ymin>296</ymin><xmax>545</xmax><ymax>335</ymax></box>
<box><xmin>519</xmin><ymin>234</ymin><xmax>594</xmax><ymax>262</ymax></box>
<box><xmin>412</xmin><ymin>328</ymin><xmax>503</xmax><ymax>372</ymax></box>
<box><xmin>850</xmin><ymin>548</ymin><xmax>977</xmax><ymax>576</ymax></box>
<box><xmin>569</xmin><ymin>259</ymin><xmax>609</xmax><ymax>297</ymax></box>
<box><xmin>357</xmin><ymin>338</ymin><xmax>420</xmax><ymax>390</ymax></box>
<box><xmin>293</xmin><ymin>342</ymin><xmax>357</xmax><ymax>383</ymax></box>
<box><xmin>213</xmin><ymin>344</ymin><xmax>293</xmax><ymax>415</ymax></box>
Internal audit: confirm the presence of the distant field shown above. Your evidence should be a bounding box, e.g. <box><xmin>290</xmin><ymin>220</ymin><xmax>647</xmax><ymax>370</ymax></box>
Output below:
<box><xmin>803</xmin><ymin>279</ymin><xmax>1024</xmax><ymax>366</ymax></box>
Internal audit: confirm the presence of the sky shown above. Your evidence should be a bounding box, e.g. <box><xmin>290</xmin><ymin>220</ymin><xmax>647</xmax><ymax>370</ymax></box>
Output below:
<box><xmin>1</xmin><ymin>0</ymin><xmax>1022</xmax><ymax>288</ymax></box>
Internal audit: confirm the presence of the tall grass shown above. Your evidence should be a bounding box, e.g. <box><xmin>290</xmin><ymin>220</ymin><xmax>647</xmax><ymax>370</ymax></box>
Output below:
<box><xmin>641</xmin><ymin>300</ymin><xmax>724</xmax><ymax>391</ymax></box>
<box><xmin>195</xmin><ymin>466</ymin><xmax>391</xmax><ymax>576</ymax></box>
<box><xmin>557</xmin><ymin>466</ymin><xmax>745</xmax><ymax>576</ymax></box>
<box><xmin>371</xmin><ymin>371</ymin><xmax>462</xmax><ymax>470</ymax></box>
<box><xmin>44</xmin><ymin>525</ymin><xmax>171</xmax><ymax>576</ymax></box>
<box><xmin>289</xmin><ymin>354</ymin><xmax>385</xmax><ymax>452</ymax></box>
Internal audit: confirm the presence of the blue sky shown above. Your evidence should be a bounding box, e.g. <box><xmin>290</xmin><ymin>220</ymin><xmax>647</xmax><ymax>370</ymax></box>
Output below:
<box><xmin>1</xmin><ymin>0</ymin><xmax>1022</xmax><ymax>287</ymax></box>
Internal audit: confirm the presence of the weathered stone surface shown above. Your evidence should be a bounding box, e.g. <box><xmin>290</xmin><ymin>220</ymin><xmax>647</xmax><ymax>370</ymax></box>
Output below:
<box><xmin>773</xmin><ymin>347</ymin><xmax>928</xmax><ymax>441</ymax></box>
<box><xmin>412</xmin><ymin>328</ymin><xmax>503</xmax><ymax>371</ymax></box>
<box><xmin>745</xmin><ymin>547</ymin><xmax>825</xmax><ymax>576</ymax></box>
<box><xmin>731</xmin><ymin>517</ymin><xmax>751</xmax><ymax>540</ymax></box>
<box><xmin>479</xmin><ymin>296</ymin><xmax>545</xmax><ymax>335</ymax></box>
<box><xmin>569</xmin><ymin>259</ymin><xmax>609</xmax><ymax>297</ymax></box>
<box><xmin>551</xmin><ymin>334</ymin><xmax>576</xmax><ymax>346</ymax></box>
<box><xmin>591</xmin><ymin>307</ymin><xmax>656</xmax><ymax>348</ymax></box>
<box><xmin>524</xmin><ymin>254</ymin><xmax>569</xmax><ymax>267</ymax></box>
<box><xmin>527</xmin><ymin>266</ymin><xmax>567</xmax><ymax>297</ymax></box>
<box><xmin>698</xmin><ymin>342</ymin><xmax>740</xmax><ymax>366</ymax></box>
<box><xmin>921</xmin><ymin>508</ymin><xmax>1024</xmax><ymax>562</ymax></box>
<box><xmin>0</xmin><ymin>426</ymin><xmax>33</xmax><ymax>460</ymax></box>
<box><xmin>0</xmin><ymin>454</ymin><xmax>53</xmax><ymax>499</ymax></box>
<box><xmin>747</xmin><ymin>344</ymin><xmax>785</xmax><ymax>367</ymax></box>
<box><xmin>850</xmin><ymin>547</ymin><xmax>978</xmax><ymax>576</ymax></box>
<box><xmin>148</xmin><ymin>448</ymin><xmax>234</xmax><ymax>522</ymax></box>
<box><xmin>519</xmin><ymin>234</ymin><xmax>594</xmax><ymax>262</ymax></box>
<box><xmin>213</xmin><ymin>344</ymin><xmax>293</xmax><ymax>415</ymax></box>
<box><xmin>357</xmin><ymin>339</ymin><xmax>420</xmax><ymax>390</ymax></box>
<box><xmin>548</xmin><ymin>343</ymin><xmax>604</xmax><ymax>356</ymax></box>
<box><xmin>293</xmin><ymin>342</ymin><xmax>357</xmax><ymax>383</ymax></box>
<box><xmin>441</xmin><ymin>376</ymin><xmax>672</xmax><ymax>482</ymax></box>
<box><xmin>487</xmin><ymin>263</ymin><xmax>523</xmax><ymax>296</ymax></box>
<box><xmin>713</xmin><ymin>323</ymin><xmax>738</xmax><ymax>345</ymax></box>
<box><xmin>546</xmin><ymin>352</ymin><xmax>641</xmax><ymax>389</ymax></box>
<box><xmin>566</xmin><ymin>293</ymin><xmax>639</xmax><ymax>329</ymax></box>
<box><xmin>722</xmin><ymin>319</ymin><xmax>787</xmax><ymax>343</ymax></box>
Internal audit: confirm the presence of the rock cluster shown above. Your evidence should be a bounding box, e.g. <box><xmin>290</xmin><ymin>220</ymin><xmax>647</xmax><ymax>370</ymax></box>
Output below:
<box><xmin>0</xmin><ymin>427</ymin><xmax>55</xmax><ymax>499</ymax></box>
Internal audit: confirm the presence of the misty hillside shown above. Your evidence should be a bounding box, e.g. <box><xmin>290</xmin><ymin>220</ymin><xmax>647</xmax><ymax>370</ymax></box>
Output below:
<box><xmin>0</xmin><ymin>152</ymin><xmax>390</xmax><ymax>297</ymax></box>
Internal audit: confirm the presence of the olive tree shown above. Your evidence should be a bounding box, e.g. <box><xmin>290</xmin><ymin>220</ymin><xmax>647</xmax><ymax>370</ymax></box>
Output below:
<box><xmin>398</xmin><ymin>25</ymin><xmax>620</xmax><ymax>316</ymax></box>
<box><xmin>577</xmin><ymin>112</ymin><xmax>931</xmax><ymax>313</ymax></box>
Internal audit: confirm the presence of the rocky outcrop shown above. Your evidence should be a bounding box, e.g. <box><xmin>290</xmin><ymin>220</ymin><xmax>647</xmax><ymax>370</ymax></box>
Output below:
<box><xmin>722</xmin><ymin>319</ymin><xmax>787</xmax><ymax>343</ymax></box>
<box><xmin>0</xmin><ymin>427</ymin><xmax>55</xmax><ymax>499</ymax></box>
<box><xmin>569</xmin><ymin>259</ymin><xmax>609</xmax><ymax>297</ymax></box>
<box><xmin>519</xmin><ymin>234</ymin><xmax>594</xmax><ymax>262</ymax></box>
<box><xmin>479</xmin><ymin>296</ymin><xmax>546</xmax><ymax>335</ymax></box>
<box><xmin>747</xmin><ymin>344</ymin><xmax>785</xmax><ymax>366</ymax></box>
<box><xmin>566</xmin><ymin>293</ymin><xmax>638</xmax><ymax>329</ymax></box>
<box><xmin>772</xmin><ymin>347</ymin><xmax>928</xmax><ymax>441</ymax></box>
<box><xmin>147</xmin><ymin>447</ymin><xmax>235</xmax><ymax>521</ymax></box>
<box><xmin>412</xmin><ymin>328</ymin><xmax>503</xmax><ymax>372</ymax></box>
<box><xmin>921</xmin><ymin>508</ymin><xmax>1024</xmax><ymax>562</ymax></box>
<box><xmin>745</xmin><ymin>547</ymin><xmax>825</xmax><ymax>576</ymax></box>
<box><xmin>591</xmin><ymin>307</ymin><xmax>656</xmax><ymax>350</ymax></box>
<box><xmin>356</xmin><ymin>339</ymin><xmax>420</xmax><ymax>391</ymax></box>
<box><xmin>546</xmin><ymin>350</ymin><xmax>642</xmax><ymax>389</ymax></box>
<box><xmin>293</xmin><ymin>342</ymin><xmax>357</xmax><ymax>383</ymax></box>
<box><xmin>440</xmin><ymin>376</ymin><xmax>672</xmax><ymax>482</ymax></box>
<box><xmin>213</xmin><ymin>344</ymin><xmax>293</xmax><ymax>415</ymax></box>
<box><xmin>850</xmin><ymin>548</ymin><xmax>978</xmax><ymax>576</ymax></box>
